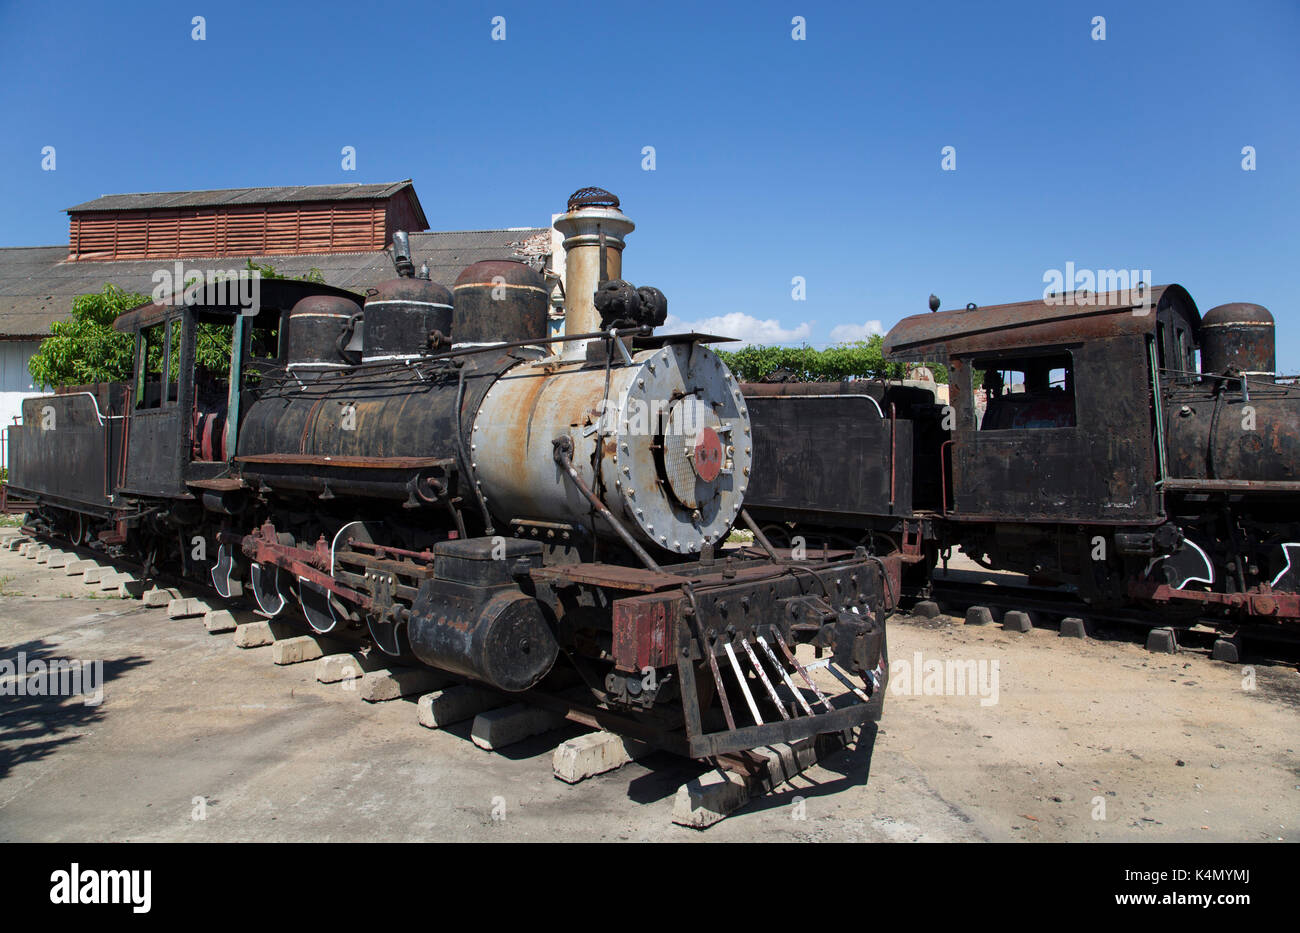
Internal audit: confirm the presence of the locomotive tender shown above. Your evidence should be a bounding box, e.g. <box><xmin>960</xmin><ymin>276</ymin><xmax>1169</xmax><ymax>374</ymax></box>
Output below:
<box><xmin>743</xmin><ymin>285</ymin><xmax>1300</xmax><ymax>635</ymax></box>
<box><xmin>4</xmin><ymin>188</ymin><xmax>891</xmax><ymax>760</ymax></box>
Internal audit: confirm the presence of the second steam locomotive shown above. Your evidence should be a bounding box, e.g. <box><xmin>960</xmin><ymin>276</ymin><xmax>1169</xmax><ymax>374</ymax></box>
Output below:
<box><xmin>742</xmin><ymin>285</ymin><xmax>1300</xmax><ymax>641</ymax></box>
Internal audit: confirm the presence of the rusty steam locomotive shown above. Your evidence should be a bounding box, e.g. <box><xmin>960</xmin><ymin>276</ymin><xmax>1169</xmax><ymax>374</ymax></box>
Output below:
<box><xmin>3</xmin><ymin>188</ymin><xmax>891</xmax><ymax>759</ymax></box>
<box><xmin>742</xmin><ymin>286</ymin><xmax>1300</xmax><ymax>640</ymax></box>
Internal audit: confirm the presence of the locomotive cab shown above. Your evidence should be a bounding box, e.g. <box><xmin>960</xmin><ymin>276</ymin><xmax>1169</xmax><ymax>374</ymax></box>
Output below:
<box><xmin>883</xmin><ymin>285</ymin><xmax>1202</xmax><ymax>603</ymax></box>
<box><xmin>110</xmin><ymin>278</ymin><xmax>364</xmax><ymax>503</ymax></box>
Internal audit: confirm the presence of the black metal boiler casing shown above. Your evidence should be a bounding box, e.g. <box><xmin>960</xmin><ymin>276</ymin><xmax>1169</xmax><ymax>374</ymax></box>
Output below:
<box><xmin>1165</xmin><ymin>381</ymin><xmax>1300</xmax><ymax>482</ymax></box>
<box><xmin>406</xmin><ymin>538</ymin><xmax>558</xmax><ymax>692</ymax></box>
<box><xmin>235</xmin><ymin>354</ymin><xmax>513</xmax><ymax>502</ymax></box>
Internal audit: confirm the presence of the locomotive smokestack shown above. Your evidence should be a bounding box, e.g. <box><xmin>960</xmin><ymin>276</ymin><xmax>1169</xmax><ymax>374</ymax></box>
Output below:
<box><xmin>554</xmin><ymin>187</ymin><xmax>634</xmax><ymax>357</ymax></box>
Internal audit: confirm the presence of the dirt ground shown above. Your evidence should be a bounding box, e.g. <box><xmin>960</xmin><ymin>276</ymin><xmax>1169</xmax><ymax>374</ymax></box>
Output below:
<box><xmin>0</xmin><ymin>529</ymin><xmax>1295</xmax><ymax>842</ymax></box>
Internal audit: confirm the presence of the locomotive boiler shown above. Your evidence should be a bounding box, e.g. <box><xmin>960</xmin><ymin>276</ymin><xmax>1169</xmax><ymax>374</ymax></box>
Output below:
<box><xmin>4</xmin><ymin>187</ymin><xmax>892</xmax><ymax>760</ymax></box>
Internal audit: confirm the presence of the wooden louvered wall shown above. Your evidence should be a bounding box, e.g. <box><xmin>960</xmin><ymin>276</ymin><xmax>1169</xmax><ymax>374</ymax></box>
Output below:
<box><xmin>68</xmin><ymin>198</ymin><xmax>410</xmax><ymax>261</ymax></box>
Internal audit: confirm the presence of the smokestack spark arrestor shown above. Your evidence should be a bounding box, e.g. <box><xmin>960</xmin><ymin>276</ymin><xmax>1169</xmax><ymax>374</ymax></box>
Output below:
<box><xmin>554</xmin><ymin>187</ymin><xmax>635</xmax><ymax>357</ymax></box>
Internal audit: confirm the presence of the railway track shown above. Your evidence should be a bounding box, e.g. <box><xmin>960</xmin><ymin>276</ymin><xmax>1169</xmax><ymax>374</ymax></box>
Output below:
<box><xmin>926</xmin><ymin>574</ymin><xmax>1300</xmax><ymax>661</ymax></box>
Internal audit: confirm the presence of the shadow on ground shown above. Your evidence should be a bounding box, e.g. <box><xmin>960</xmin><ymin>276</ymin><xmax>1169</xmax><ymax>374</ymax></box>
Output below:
<box><xmin>0</xmin><ymin>638</ymin><xmax>148</xmax><ymax>779</ymax></box>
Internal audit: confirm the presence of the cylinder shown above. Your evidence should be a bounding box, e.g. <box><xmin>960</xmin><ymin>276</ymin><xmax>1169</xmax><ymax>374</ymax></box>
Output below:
<box><xmin>553</xmin><ymin>188</ymin><xmax>634</xmax><ymax>356</ymax></box>
<box><xmin>363</xmin><ymin>277</ymin><xmax>453</xmax><ymax>362</ymax></box>
<box><xmin>452</xmin><ymin>260</ymin><xmax>548</xmax><ymax>347</ymax></box>
<box><xmin>406</xmin><ymin>538</ymin><xmax>557</xmax><ymax>692</ymax></box>
<box><xmin>287</xmin><ymin>294</ymin><xmax>361</xmax><ymax>369</ymax></box>
<box><xmin>1200</xmin><ymin>303</ymin><xmax>1275</xmax><ymax>380</ymax></box>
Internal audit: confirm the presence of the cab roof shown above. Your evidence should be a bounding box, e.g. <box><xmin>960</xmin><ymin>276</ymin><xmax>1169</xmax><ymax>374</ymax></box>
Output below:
<box><xmin>883</xmin><ymin>284</ymin><xmax>1198</xmax><ymax>363</ymax></box>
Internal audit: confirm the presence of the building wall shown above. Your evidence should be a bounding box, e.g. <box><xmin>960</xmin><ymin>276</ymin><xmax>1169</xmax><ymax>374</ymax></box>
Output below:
<box><xmin>0</xmin><ymin>339</ymin><xmax>42</xmax><ymax>469</ymax></box>
<box><xmin>68</xmin><ymin>201</ymin><xmax>396</xmax><ymax>261</ymax></box>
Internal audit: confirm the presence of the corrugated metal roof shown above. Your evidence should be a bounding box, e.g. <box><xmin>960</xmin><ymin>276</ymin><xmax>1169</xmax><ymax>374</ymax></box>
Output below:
<box><xmin>66</xmin><ymin>180</ymin><xmax>418</xmax><ymax>214</ymax></box>
<box><xmin>0</xmin><ymin>228</ymin><xmax>550</xmax><ymax>337</ymax></box>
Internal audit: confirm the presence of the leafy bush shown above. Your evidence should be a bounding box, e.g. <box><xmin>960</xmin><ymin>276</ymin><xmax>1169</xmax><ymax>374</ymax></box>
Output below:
<box><xmin>716</xmin><ymin>335</ymin><xmax>947</xmax><ymax>384</ymax></box>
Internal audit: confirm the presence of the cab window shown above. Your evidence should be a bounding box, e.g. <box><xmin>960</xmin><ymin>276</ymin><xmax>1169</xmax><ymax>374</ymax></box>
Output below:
<box><xmin>975</xmin><ymin>352</ymin><xmax>1076</xmax><ymax>430</ymax></box>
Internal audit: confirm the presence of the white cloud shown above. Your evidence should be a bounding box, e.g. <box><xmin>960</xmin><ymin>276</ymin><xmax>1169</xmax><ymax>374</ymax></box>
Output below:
<box><xmin>828</xmin><ymin>319</ymin><xmax>885</xmax><ymax>343</ymax></box>
<box><xmin>663</xmin><ymin>312</ymin><xmax>812</xmax><ymax>347</ymax></box>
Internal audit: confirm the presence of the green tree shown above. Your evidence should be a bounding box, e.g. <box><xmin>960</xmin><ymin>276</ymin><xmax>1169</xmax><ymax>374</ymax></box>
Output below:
<box><xmin>27</xmin><ymin>284</ymin><xmax>146</xmax><ymax>387</ymax></box>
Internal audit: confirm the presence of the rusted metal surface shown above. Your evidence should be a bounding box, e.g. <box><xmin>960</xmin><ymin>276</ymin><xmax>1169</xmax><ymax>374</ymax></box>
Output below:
<box><xmin>451</xmin><ymin>260</ymin><xmax>548</xmax><ymax>346</ymax></box>
<box><xmin>363</xmin><ymin>276</ymin><xmax>453</xmax><ymax>361</ymax></box>
<box><xmin>1199</xmin><ymin>302</ymin><xmax>1275</xmax><ymax>378</ymax></box>
<box><xmin>611</xmin><ymin>594</ymin><xmax>676</xmax><ymax>670</ymax></box>
<box><xmin>882</xmin><ymin>284</ymin><xmax>1197</xmax><ymax>363</ymax></box>
<box><xmin>531</xmin><ymin>562</ymin><xmax>683</xmax><ymax>593</ymax></box>
<box><xmin>743</xmin><ymin>393</ymin><xmax>913</xmax><ymax>523</ymax></box>
<box><xmin>287</xmin><ymin>294</ymin><xmax>360</xmax><ymax>369</ymax></box>
<box><xmin>235</xmin><ymin>453</ymin><xmax>455</xmax><ymax>470</ymax></box>
<box><xmin>1128</xmin><ymin>579</ymin><xmax>1300</xmax><ymax>620</ymax></box>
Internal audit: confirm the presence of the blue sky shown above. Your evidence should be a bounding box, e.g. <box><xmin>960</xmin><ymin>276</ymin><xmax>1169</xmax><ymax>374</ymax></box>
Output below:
<box><xmin>1</xmin><ymin>0</ymin><xmax>1297</xmax><ymax>366</ymax></box>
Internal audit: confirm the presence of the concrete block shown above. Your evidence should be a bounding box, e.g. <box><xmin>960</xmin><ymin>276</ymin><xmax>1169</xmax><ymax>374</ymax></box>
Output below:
<box><xmin>99</xmin><ymin>572</ymin><xmax>130</xmax><ymax>591</ymax></box>
<box><xmin>751</xmin><ymin>737</ymin><xmax>821</xmax><ymax>788</ymax></box>
<box><xmin>1002</xmin><ymin>610</ymin><xmax>1032</xmax><ymax>633</ymax></box>
<box><xmin>360</xmin><ymin>667</ymin><xmax>450</xmax><ymax>703</ymax></box>
<box><xmin>470</xmin><ymin>703</ymin><xmax>566</xmax><ymax>750</ymax></box>
<box><xmin>28</xmin><ymin>544</ymin><xmax>47</xmax><ymax>560</ymax></box>
<box><xmin>1146</xmin><ymin>626</ymin><xmax>1178</xmax><ymax>654</ymax></box>
<box><xmin>142</xmin><ymin>587</ymin><xmax>181</xmax><ymax>607</ymax></box>
<box><xmin>672</xmin><ymin>769</ymin><xmax>751</xmax><ymax>829</ymax></box>
<box><xmin>65</xmin><ymin>560</ymin><xmax>99</xmax><ymax>576</ymax></box>
<box><xmin>45</xmin><ymin>552</ymin><xmax>68</xmax><ymax>569</ymax></box>
<box><xmin>232</xmin><ymin>620</ymin><xmax>297</xmax><ymax>648</ymax></box>
<box><xmin>417</xmin><ymin>685</ymin><xmax>509</xmax><ymax>729</ymax></box>
<box><xmin>204</xmin><ymin>610</ymin><xmax>237</xmax><ymax>634</ymax></box>
<box><xmin>1210</xmin><ymin>637</ymin><xmax>1240</xmax><ymax>663</ymax></box>
<box><xmin>4</xmin><ymin>537</ymin><xmax>28</xmax><ymax>551</ymax></box>
<box><xmin>1059</xmin><ymin>617</ymin><xmax>1087</xmax><ymax>638</ymax></box>
<box><xmin>315</xmin><ymin>652</ymin><xmax>387</xmax><ymax>684</ymax></box>
<box><xmin>965</xmin><ymin>605</ymin><xmax>994</xmax><ymax>626</ymax></box>
<box><xmin>82</xmin><ymin>568</ymin><xmax>107</xmax><ymax>585</ymax></box>
<box><xmin>167</xmin><ymin>597</ymin><xmax>210</xmax><ymax>619</ymax></box>
<box><xmin>552</xmin><ymin>731</ymin><xmax>650</xmax><ymax>783</ymax></box>
<box><xmin>911</xmin><ymin>600</ymin><xmax>941</xmax><ymax>619</ymax></box>
<box><xmin>116</xmin><ymin>579</ymin><xmax>146</xmax><ymax>599</ymax></box>
<box><xmin>271</xmin><ymin>634</ymin><xmax>347</xmax><ymax>666</ymax></box>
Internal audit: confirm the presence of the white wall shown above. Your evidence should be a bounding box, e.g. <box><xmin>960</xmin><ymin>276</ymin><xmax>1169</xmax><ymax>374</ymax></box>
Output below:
<box><xmin>0</xmin><ymin>340</ymin><xmax>43</xmax><ymax>468</ymax></box>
